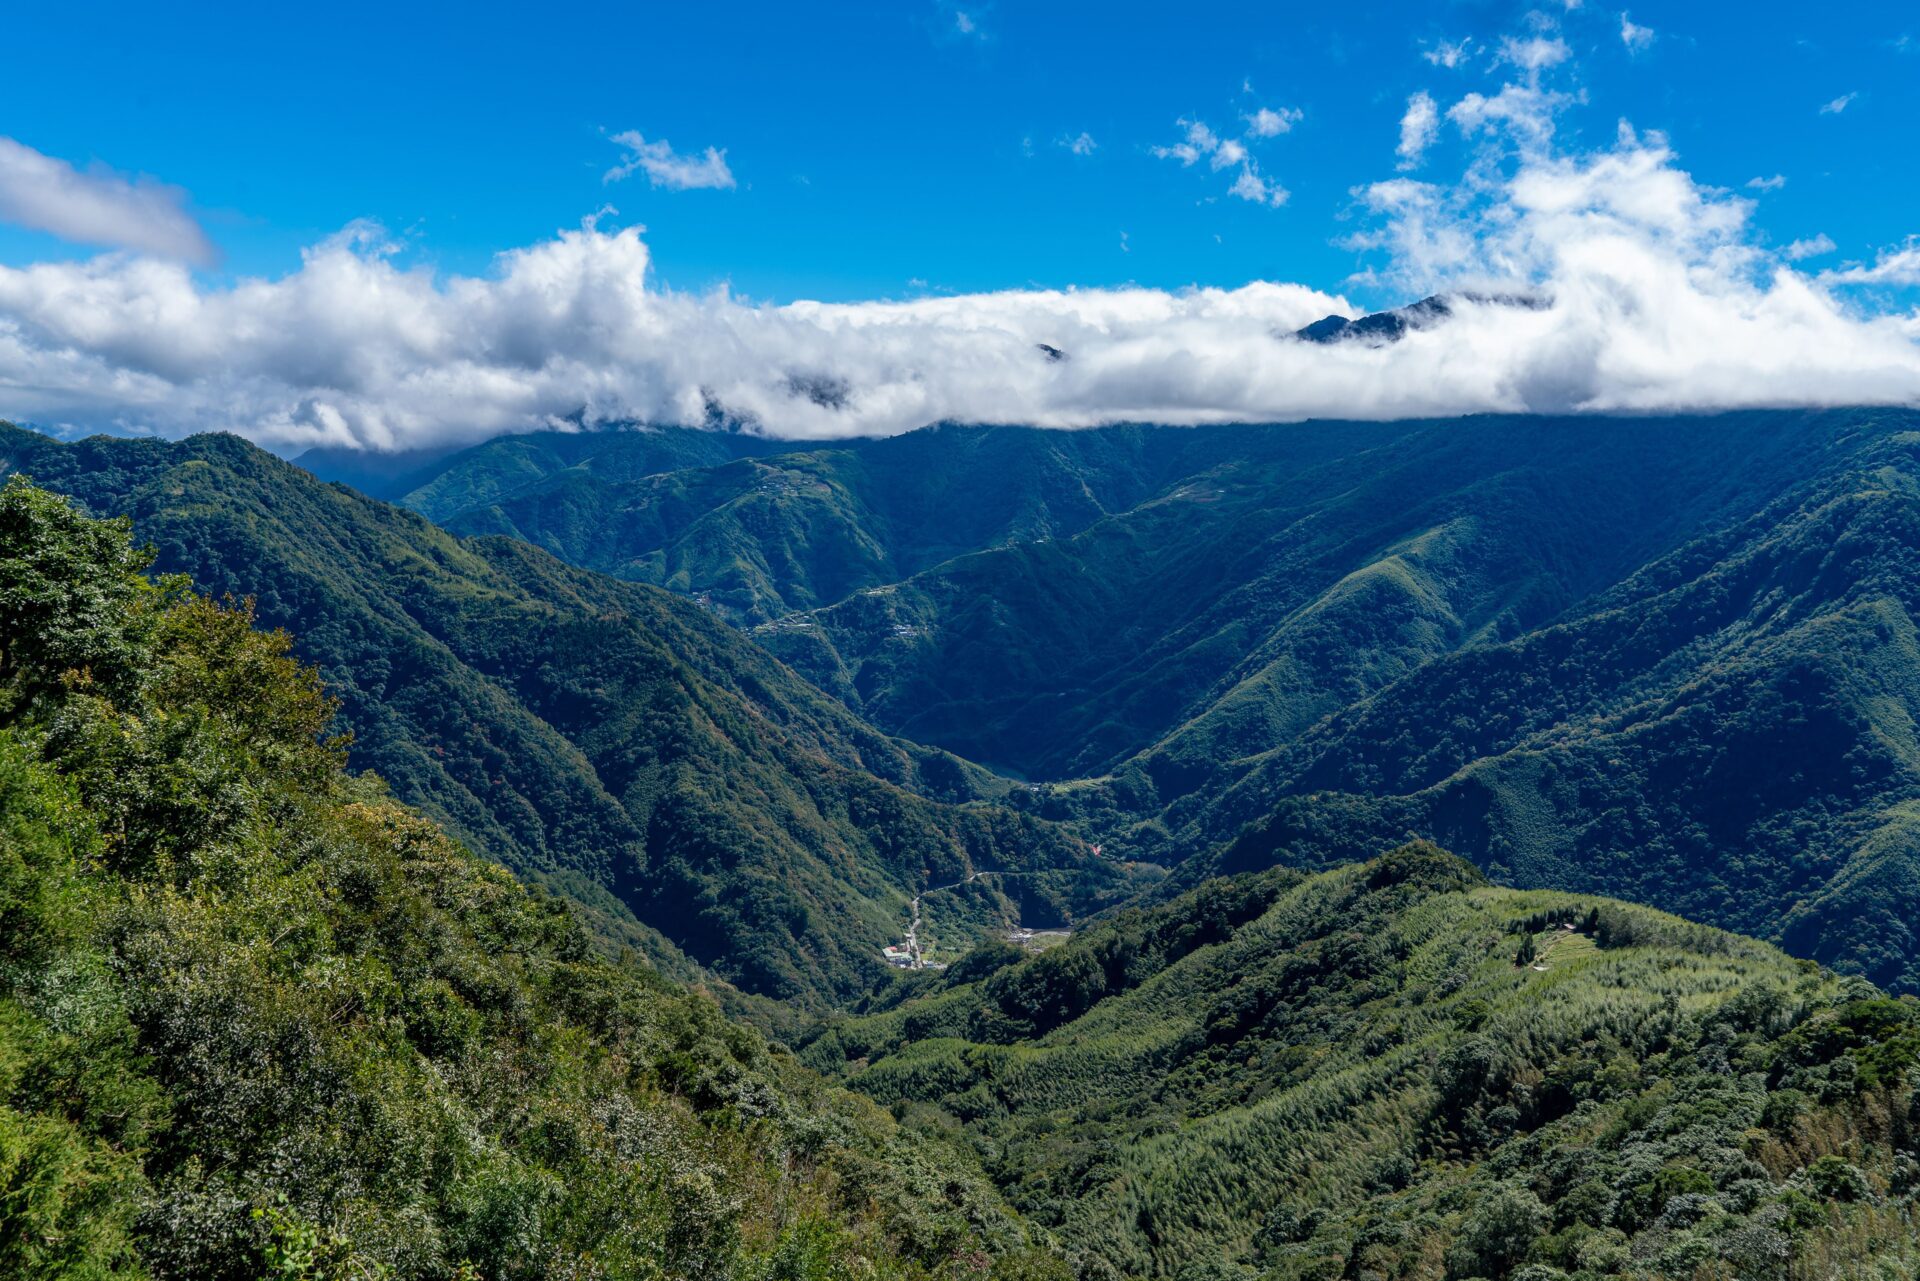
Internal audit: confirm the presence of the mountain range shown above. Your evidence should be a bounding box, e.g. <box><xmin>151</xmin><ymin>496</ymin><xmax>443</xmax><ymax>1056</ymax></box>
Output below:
<box><xmin>305</xmin><ymin>408</ymin><xmax>1920</xmax><ymax>994</ymax></box>
<box><xmin>0</xmin><ymin>475</ymin><xmax>1033</xmax><ymax>1280</ymax></box>
<box><xmin>10</xmin><ymin>405</ymin><xmax>1920</xmax><ymax>1278</ymax></box>
<box><xmin>0</xmin><ymin>423</ymin><xmax>1130</xmax><ymax>1013</ymax></box>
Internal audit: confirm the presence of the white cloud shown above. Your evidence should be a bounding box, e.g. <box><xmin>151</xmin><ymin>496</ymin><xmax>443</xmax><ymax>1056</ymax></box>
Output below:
<box><xmin>1819</xmin><ymin>92</ymin><xmax>1859</xmax><ymax>115</ymax></box>
<box><xmin>1619</xmin><ymin>13</ymin><xmax>1655</xmax><ymax>52</ymax></box>
<box><xmin>1151</xmin><ymin>118</ymin><xmax>1217</xmax><ymax>166</ymax></box>
<box><xmin>1211</xmin><ymin>138</ymin><xmax>1249</xmax><ymax>171</ymax></box>
<box><xmin>1746</xmin><ymin>174</ymin><xmax>1787</xmax><ymax>191</ymax></box>
<box><xmin>3</xmin><ymin>31</ymin><xmax>1918</xmax><ymax>452</ymax></box>
<box><xmin>1228</xmin><ymin>168</ymin><xmax>1288</xmax><ymax>207</ymax></box>
<box><xmin>1245</xmin><ymin>107</ymin><xmax>1302</xmax><ymax>138</ymax></box>
<box><xmin>1155</xmin><ymin>110</ymin><xmax>1293</xmax><ymax>204</ymax></box>
<box><xmin>1061</xmin><ymin>132</ymin><xmax>1097</xmax><ymax>156</ymax></box>
<box><xmin>0</xmin><ymin>136</ymin><xmax>216</xmax><ymax>266</ymax></box>
<box><xmin>604</xmin><ymin>131</ymin><xmax>736</xmax><ymax>190</ymax></box>
<box><xmin>1448</xmin><ymin>84</ymin><xmax>1566</xmax><ymax>149</ymax></box>
<box><xmin>954</xmin><ymin>10</ymin><xmax>976</xmax><ymax>35</ymax></box>
<box><xmin>1184</xmin><ymin>120</ymin><xmax>1219</xmax><ymax>152</ymax></box>
<box><xmin>1397</xmin><ymin>92</ymin><xmax>1439</xmax><ymax>169</ymax></box>
<box><xmin>1423</xmin><ymin>38</ymin><xmax>1473</xmax><ymax>69</ymax></box>
<box><xmin>1819</xmin><ymin>241</ymin><xmax>1920</xmax><ymax>286</ymax></box>
<box><xmin>1499</xmin><ymin>35</ymin><xmax>1572</xmax><ymax>74</ymax></box>
<box><xmin>1785</xmin><ymin>234</ymin><xmax>1836</xmax><ymax>260</ymax></box>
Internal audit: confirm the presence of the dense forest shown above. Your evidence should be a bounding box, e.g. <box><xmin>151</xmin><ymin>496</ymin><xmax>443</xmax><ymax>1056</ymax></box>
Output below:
<box><xmin>340</xmin><ymin>410</ymin><xmax>1920</xmax><ymax>995</ymax></box>
<box><xmin>0</xmin><ymin>423</ymin><xmax>1134</xmax><ymax>1014</ymax></box>
<box><xmin>14</xmin><ymin>407</ymin><xmax>1920</xmax><ymax>1279</ymax></box>
<box><xmin>807</xmin><ymin>845</ymin><xmax>1920</xmax><ymax>1279</ymax></box>
<box><xmin>0</xmin><ymin>475</ymin><xmax>1067</xmax><ymax>1279</ymax></box>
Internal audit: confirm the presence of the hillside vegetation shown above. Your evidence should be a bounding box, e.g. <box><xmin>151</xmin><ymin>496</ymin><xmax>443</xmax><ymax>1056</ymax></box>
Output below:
<box><xmin>0</xmin><ymin>424</ymin><xmax>1129</xmax><ymax>1010</ymax></box>
<box><xmin>384</xmin><ymin>409</ymin><xmax>1920</xmax><ymax>992</ymax></box>
<box><xmin>15</xmin><ymin>412</ymin><xmax>1920</xmax><ymax>1278</ymax></box>
<box><xmin>805</xmin><ymin>844</ymin><xmax>1920</xmax><ymax>1280</ymax></box>
<box><xmin>1151</xmin><ymin>411</ymin><xmax>1920</xmax><ymax>992</ymax></box>
<box><xmin>0</xmin><ymin>476</ymin><xmax>1057</xmax><ymax>1280</ymax></box>
<box><xmin>293</xmin><ymin>424</ymin><xmax>787</xmax><ymax>508</ymax></box>
<box><xmin>405</xmin><ymin>424</ymin><xmax>1292</xmax><ymax>626</ymax></box>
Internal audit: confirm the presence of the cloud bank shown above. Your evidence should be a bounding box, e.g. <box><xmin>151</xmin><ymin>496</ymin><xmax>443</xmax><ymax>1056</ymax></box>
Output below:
<box><xmin>1</xmin><ymin>42</ymin><xmax>1918</xmax><ymax>453</ymax></box>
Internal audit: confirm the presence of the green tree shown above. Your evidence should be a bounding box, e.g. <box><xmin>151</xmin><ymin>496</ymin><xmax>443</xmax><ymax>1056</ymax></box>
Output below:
<box><xmin>1451</xmin><ymin>1184</ymin><xmax>1548</xmax><ymax>1278</ymax></box>
<box><xmin>0</xmin><ymin>474</ymin><xmax>161</xmax><ymax>708</ymax></box>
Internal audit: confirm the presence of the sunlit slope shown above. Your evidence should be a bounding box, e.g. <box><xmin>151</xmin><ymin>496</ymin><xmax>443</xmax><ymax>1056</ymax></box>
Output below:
<box><xmin>0</xmin><ymin>477</ymin><xmax>1037</xmax><ymax>1280</ymax></box>
<box><xmin>806</xmin><ymin>844</ymin><xmax>1920</xmax><ymax>1278</ymax></box>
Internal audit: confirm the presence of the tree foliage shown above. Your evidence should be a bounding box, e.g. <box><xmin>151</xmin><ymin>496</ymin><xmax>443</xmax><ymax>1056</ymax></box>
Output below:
<box><xmin>0</xmin><ymin>476</ymin><xmax>1041</xmax><ymax>1280</ymax></box>
<box><xmin>0</xmin><ymin>424</ymin><xmax>1132</xmax><ymax>1011</ymax></box>
<box><xmin>807</xmin><ymin>843</ymin><xmax>1920</xmax><ymax>1279</ymax></box>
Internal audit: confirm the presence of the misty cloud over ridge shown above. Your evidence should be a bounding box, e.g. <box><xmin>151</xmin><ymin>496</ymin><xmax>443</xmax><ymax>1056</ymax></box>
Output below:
<box><xmin>2</xmin><ymin>79</ymin><xmax>1918</xmax><ymax>452</ymax></box>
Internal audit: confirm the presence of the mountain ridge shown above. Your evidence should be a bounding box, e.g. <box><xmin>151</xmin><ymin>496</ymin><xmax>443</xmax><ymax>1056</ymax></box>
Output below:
<box><xmin>361</xmin><ymin>408</ymin><xmax>1920</xmax><ymax>992</ymax></box>
<box><xmin>0</xmin><ymin>422</ymin><xmax>1130</xmax><ymax>1011</ymax></box>
<box><xmin>0</xmin><ymin>474</ymin><xmax>1045</xmax><ymax>1279</ymax></box>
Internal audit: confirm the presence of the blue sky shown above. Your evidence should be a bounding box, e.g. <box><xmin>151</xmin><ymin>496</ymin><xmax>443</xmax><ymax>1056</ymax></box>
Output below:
<box><xmin>5</xmin><ymin>0</ymin><xmax>1916</xmax><ymax>306</ymax></box>
<box><xmin>2</xmin><ymin>2</ymin><xmax>1919</xmax><ymax>451</ymax></box>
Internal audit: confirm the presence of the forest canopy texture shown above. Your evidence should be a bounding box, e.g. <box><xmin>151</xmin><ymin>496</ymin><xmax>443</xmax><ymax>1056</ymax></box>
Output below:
<box><xmin>15</xmin><ymin>406</ymin><xmax>1920</xmax><ymax>1281</ymax></box>
<box><xmin>0</xmin><ymin>475</ymin><xmax>1050</xmax><ymax>1281</ymax></box>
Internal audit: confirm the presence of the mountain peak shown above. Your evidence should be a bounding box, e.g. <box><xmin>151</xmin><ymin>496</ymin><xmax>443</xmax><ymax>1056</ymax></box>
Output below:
<box><xmin>1294</xmin><ymin>291</ymin><xmax>1549</xmax><ymax>345</ymax></box>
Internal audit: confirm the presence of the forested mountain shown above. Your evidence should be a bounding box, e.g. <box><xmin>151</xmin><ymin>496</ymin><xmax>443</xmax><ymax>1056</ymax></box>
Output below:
<box><xmin>379</xmin><ymin>408</ymin><xmax>1920</xmax><ymax>993</ymax></box>
<box><xmin>0</xmin><ymin>477</ymin><xmax>1047</xmax><ymax>1280</ymax></box>
<box><xmin>805</xmin><ymin>843</ymin><xmax>1920</xmax><ymax>1280</ymax></box>
<box><xmin>400</xmin><ymin>423</ymin><xmax>1300</xmax><ymax>625</ymax></box>
<box><xmin>342</xmin><ymin>425</ymin><xmax>791</xmax><ymax>514</ymax></box>
<box><xmin>0</xmin><ymin>423</ymin><xmax>1128</xmax><ymax>1009</ymax></box>
<box><xmin>749</xmin><ymin>412</ymin><xmax>1868</xmax><ymax>784</ymax></box>
<box><xmin>1117</xmin><ymin>410</ymin><xmax>1920</xmax><ymax>996</ymax></box>
<box><xmin>16</xmin><ymin>412</ymin><xmax>1920</xmax><ymax>1279</ymax></box>
<box><xmin>1122</xmin><ymin>409</ymin><xmax>1920</xmax><ymax>993</ymax></box>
